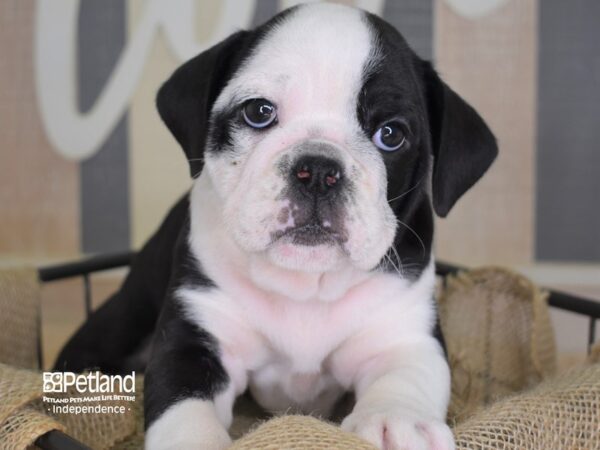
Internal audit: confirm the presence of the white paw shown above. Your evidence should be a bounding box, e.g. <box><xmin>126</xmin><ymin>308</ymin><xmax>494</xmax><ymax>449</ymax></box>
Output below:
<box><xmin>341</xmin><ymin>410</ymin><xmax>454</xmax><ymax>450</ymax></box>
<box><xmin>145</xmin><ymin>399</ymin><xmax>232</xmax><ymax>450</ymax></box>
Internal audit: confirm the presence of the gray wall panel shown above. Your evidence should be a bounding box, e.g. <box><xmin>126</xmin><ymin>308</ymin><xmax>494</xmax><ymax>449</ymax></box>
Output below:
<box><xmin>78</xmin><ymin>0</ymin><xmax>130</xmax><ymax>253</ymax></box>
<box><xmin>382</xmin><ymin>0</ymin><xmax>433</xmax><ymax>60</ymax></box>
<box><xmin>252</xmin><ymin>0</ymin><xmax>279</xmax><ymax>27</ymax></box>
<box><xmin>536</xmin><ymin>0</ymin><xmax>600</xmax><ymax>261</ymax></box>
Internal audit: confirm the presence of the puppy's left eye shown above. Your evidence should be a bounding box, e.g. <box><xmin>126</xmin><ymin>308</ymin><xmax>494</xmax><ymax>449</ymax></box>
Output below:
<box><xmin>372</xmin><ymin>122</ymin><xmax>407</xmax><ymax>151</ymax></box>
<box><xmin>243</xmin><ymin>98</ymin><xmax>277</xmax><ymax>129</ymax></box>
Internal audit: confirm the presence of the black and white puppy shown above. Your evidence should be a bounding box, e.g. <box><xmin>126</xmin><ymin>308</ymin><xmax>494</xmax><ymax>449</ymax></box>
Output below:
<box><xmin>56</xmin><ymin>3</ymin><xmax>497</xmax><ymax>449</ymax></box>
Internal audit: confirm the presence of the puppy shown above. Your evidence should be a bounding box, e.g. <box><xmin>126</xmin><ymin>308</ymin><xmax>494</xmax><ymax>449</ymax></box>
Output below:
<box><xmin>55</xmin><ymin>3</ymin><xmax>497</xmax><ymax>449</ymax></box>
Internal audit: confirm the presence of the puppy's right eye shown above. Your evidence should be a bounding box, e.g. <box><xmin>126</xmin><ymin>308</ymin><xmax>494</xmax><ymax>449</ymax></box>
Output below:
<box><xmin>242</xmin><ymin>99</ymin><xmax>277</xmax><ymax>129</ymax></box>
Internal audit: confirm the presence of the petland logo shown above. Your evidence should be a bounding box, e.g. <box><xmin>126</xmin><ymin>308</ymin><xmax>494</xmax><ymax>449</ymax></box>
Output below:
<box><xmin>42</xmin><ymin>371</ymin><xmax>136</xmax><ymax>415</ymax></box>
<box><xmin>43</xmin><ymin>371</ymin><xmax>136</xmax><ymax>394</ymax></box>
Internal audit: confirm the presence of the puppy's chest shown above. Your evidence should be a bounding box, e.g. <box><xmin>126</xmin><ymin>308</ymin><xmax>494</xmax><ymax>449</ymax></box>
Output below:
<box><xmin>195</xmin><ymin>288</ymin><xmax>357</xmax><ymax>373</ymax></box>
<box><xmin>179</xmin><ymin>271</ymin><xmax>432</xmax><ymax>408</ymax></box>
<box><xmin>181</xmin><ymin>286</ymin><xmax>365</xmax><ymax>413</ymax></box>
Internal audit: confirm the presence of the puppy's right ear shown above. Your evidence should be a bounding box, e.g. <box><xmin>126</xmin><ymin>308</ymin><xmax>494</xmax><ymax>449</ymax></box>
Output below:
<box><xmin>157</xmin><ymin>31</ymin><xmax>250</xmax><ymax>178</ymax></box>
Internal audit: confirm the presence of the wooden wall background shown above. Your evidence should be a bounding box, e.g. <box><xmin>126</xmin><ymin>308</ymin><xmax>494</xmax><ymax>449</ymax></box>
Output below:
<box><xmin>0</xmin><ymin>0</ymin><xmax>80</xmax><ymax>259</ymax></box>
<box><xmin>434</xmin><ymin>0</ymin><xmax>537</xmax><ymax>265</ymax></box>
<box><xmin>1</xmin><ymin>0</ymin><xmax>598</xmax><ymax>268</ymax></box>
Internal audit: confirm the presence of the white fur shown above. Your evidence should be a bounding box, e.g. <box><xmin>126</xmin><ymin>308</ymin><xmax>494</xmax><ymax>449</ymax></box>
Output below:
<box><xmin>176</xmin><ymin>175</ymin><xmax>452</xmax><ymax>449</ymax></box>
<box><xmin>145</xmin><ymin>398</ymin><xmax>232</xmax><ymax>450</ymax></box>
<box><xmin>205</xmin><ymin>3</ymin><xmax>395</xmax><ymax>273</ymax></box>
<box><xmin>153</xmin><ymin>4</ymin><xmax>453</xmax><ymax>450</ymax></box>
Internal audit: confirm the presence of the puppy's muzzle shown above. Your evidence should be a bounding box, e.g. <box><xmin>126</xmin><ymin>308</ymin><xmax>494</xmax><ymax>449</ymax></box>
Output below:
<box><xmin>290</xmin><ymin>148</ymin><xmax>344</xmax><ymax>200</ymax></box>
<box><xmin>271</xmin><ymin>141</ymin><xmax>349</xmax><ymax>247</ymax></box>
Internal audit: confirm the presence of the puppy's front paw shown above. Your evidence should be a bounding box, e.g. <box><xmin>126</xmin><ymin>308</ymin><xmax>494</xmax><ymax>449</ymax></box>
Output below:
<box><xmin>341</xmin><ymin>410</ymin><xmax>454</xmax><ymax>450</ymax></box>
<box><xmin>145</xmin><ymin>399</ymin><xmax>232</xmax><ymax>450</ymax></box>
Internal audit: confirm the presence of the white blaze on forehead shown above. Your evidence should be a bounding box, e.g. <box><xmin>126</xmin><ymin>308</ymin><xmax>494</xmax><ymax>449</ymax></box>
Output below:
<box><xmin>214</xmin><ymin>3</ymin><xmax>375</xmax><ymax>123</ymax></box>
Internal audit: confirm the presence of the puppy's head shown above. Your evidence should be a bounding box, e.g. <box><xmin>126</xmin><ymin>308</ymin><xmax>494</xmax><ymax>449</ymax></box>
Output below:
<box><xmin>157</xmin><ymin>4</ymin><xmax>497</xmax><ymax>275</ymax></box>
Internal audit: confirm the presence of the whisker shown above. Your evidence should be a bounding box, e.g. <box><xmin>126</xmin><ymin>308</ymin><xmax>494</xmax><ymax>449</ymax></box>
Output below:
<box><xmin>389</xmin><ymin>244</ymin><xmax>404</xmax><ymax>275</ymax></box>
<box><xmin>384</xmin><ymin>252</ymin><xmax>402</xmax><ymax>277</ymax></box>
<box><xmin>386</xmin><ymin>246</ymin><xmax>405</xmax><ymax>277</ymax></box>
<box><xmin>388</xmin><ymin>176</ymin><xmax>424</xmax><ymax>204</ymax></box>
<box><xmin>396</xmin><ymin>218</ymin><xmax>427</xmax><ymax>257</ymax></box>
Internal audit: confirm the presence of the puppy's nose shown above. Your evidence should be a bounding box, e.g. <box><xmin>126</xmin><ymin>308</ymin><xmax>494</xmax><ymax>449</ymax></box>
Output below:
<box><xmin>292</xmin><ymin>155</ymin><xmax>343</xmax><ymax>197</ymax></box>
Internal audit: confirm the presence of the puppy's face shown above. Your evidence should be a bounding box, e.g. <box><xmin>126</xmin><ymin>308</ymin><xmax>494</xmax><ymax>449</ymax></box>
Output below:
<box><xmin>157</xmin><ymin>4</ymin><xmax>497</xmax><ymax>275</ymax></box>
<box><xmin>207</xmin><ymin>5</ymin><xmax>397</xmax><ymax>272</ymax></box>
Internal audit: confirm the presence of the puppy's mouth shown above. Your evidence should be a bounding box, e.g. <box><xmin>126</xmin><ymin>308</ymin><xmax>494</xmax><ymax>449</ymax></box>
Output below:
<box><xmin>272</xmin><ymin>222</ymin><xmax>346</xmax><ymax>247</ymax></box>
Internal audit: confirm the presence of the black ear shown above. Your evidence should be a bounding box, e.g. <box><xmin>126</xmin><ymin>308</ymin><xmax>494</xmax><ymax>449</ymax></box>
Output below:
<box><xmin>422</xmin><ymin>62</ymin><xmax>498</xmax><ymax>217</ymax></box>
<box><xmin>157</xmin><ymin>31</ymin><xmax>250</xmax><ymax>178</ymax></box>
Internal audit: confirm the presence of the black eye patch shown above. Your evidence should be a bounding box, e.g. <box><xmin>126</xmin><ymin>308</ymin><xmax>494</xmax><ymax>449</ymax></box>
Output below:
<box><xmin>208</xmin><ymin>106</ymin><xmax>240</xmax><ymax>151</ymax></box>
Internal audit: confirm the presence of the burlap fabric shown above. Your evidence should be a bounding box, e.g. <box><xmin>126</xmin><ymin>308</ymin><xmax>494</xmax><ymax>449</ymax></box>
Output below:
<box><xmin>0</xmin><ymin>267</ymin><xmax>138</xmax><ymax>449</ymax></box>
<box><xmin>104</xmin><ymin>377</ymin><xmax>145</xmax><ymax>450</ymax></box>
<box><xmin>0</xmin><ymin>267</ymin><xmax>40</xmax><ymax>370</ymax></box>
<box><xmin>0</xmin><ymin>363</ymin><xmax>65</xmax><ymax>450</ymax></box>
<box><xmin>1</xmin><ymin>265</ymin><xmax>598</xmax><ymax>450</ymax></box>
<box><xmin>45</xmin><ymin>374</ymin><xmax>139</xmax><ymax>449</ymax></box>
<box><xmin>438</xmin><ymin>267</ymin><xmax>557</xmax><ymax>423</ymax></box>
<box><xmin>229</xmin><ymin>415</ymin><xmax>377</xmax><ymax>450</ymax></box>
<box><xmin>0</xmin><ymin>268</ymin><xmax>59</xmax><ymax>449</ymax></box>
<box><xmin>453</xmin><ymin>361</ymin><xmax>600</xmax><ymax>450</ymax></box>
<box><xmin>0</xmin><ymin>362</ymin><xmax>139</xmax><ymax>450</ymax></box>
<box><xmin>226</xmin><ymin>359</ymin><xmax>600</xmax><ymax>450</ymax></box>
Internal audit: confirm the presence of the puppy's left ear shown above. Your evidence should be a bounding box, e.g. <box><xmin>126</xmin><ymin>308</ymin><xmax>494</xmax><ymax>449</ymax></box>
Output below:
<box><xmin>422</xmin><ymin>62</ymin><xmax>498</xmax><ymax>217</ymax></box>
<box><xmin>157</xmin><ymin>31</ymin><xmax>250</xmax><ymax>178</ymax></box>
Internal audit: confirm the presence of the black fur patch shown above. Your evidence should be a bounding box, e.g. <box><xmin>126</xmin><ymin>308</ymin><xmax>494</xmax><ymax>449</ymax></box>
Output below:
<box><xmin>144</xmin><ymin>296</ymin><xmax>228</xmax><ymax>428</ymax></box>
<box><xmin>206</xmin><ymin>7</ymin><xmax>302</xmax><ymax>156</ymax></box>
<box><xmin>59</xmin><ymin>5</ymin><xmax>498</xmax><ymax>434</ymax></box>
<box><xmin>144</xmin><ymin>207</ymin><xmax>226</xmax><ymax>428</ymax></box>
<box><xmin>359</xmin><ymin>12</ymin><xmax>434</xmax><ymax>280</ymax></box>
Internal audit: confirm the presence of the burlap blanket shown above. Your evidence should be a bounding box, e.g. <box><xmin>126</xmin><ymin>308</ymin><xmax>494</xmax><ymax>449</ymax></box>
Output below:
<box><xmin>229</xmin><ymin>358</ymin><xmax>600</xmax><ymax>449</ymax></box>
<box><xmin>438</xmin><ymin>267</ymin><xmax>557</xmax><ymax>423</ymax></box>
<box><xmin>1</xmin><ymin>265</ymin><xmax>598</xmax><ymax>449</ymax></box>
<box><xmin>0</xmin><ymin>267</ymin><xmax>40</xmax><ymax>370</ymax></box>
<box><xmin>0</xmin><ymin>268</ymin><xmax>140</xmax><ymax>449</ymax></box>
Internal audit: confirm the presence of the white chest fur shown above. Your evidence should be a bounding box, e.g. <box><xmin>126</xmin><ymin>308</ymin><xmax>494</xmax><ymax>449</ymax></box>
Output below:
<box><xmin>178</xmin><ymin>175</ymin><xmax>438</xmax><ymax>416</ymax></box>
<box><xmin>177</xmin><ymin>261</ymin><xmax>436</xmax><ymax>415</ymax></box>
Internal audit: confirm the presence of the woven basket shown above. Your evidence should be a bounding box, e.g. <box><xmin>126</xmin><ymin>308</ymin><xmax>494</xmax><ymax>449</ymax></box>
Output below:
<box><xmin>3</xmin><ymin>266</ymin><xmax>598</xmax><ymax>450</ymax></box>
<box><xmin>438</xmin><ymin>267</ymin><xmax>557</xmax><ymax>423</ymax></box>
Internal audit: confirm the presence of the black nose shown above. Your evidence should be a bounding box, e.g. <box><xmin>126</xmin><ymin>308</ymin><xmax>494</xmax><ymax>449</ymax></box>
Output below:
<box><xmin>292</xmin><ymin>155</ymin><xmax>343</xmax><ymax>197</ymax></box>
